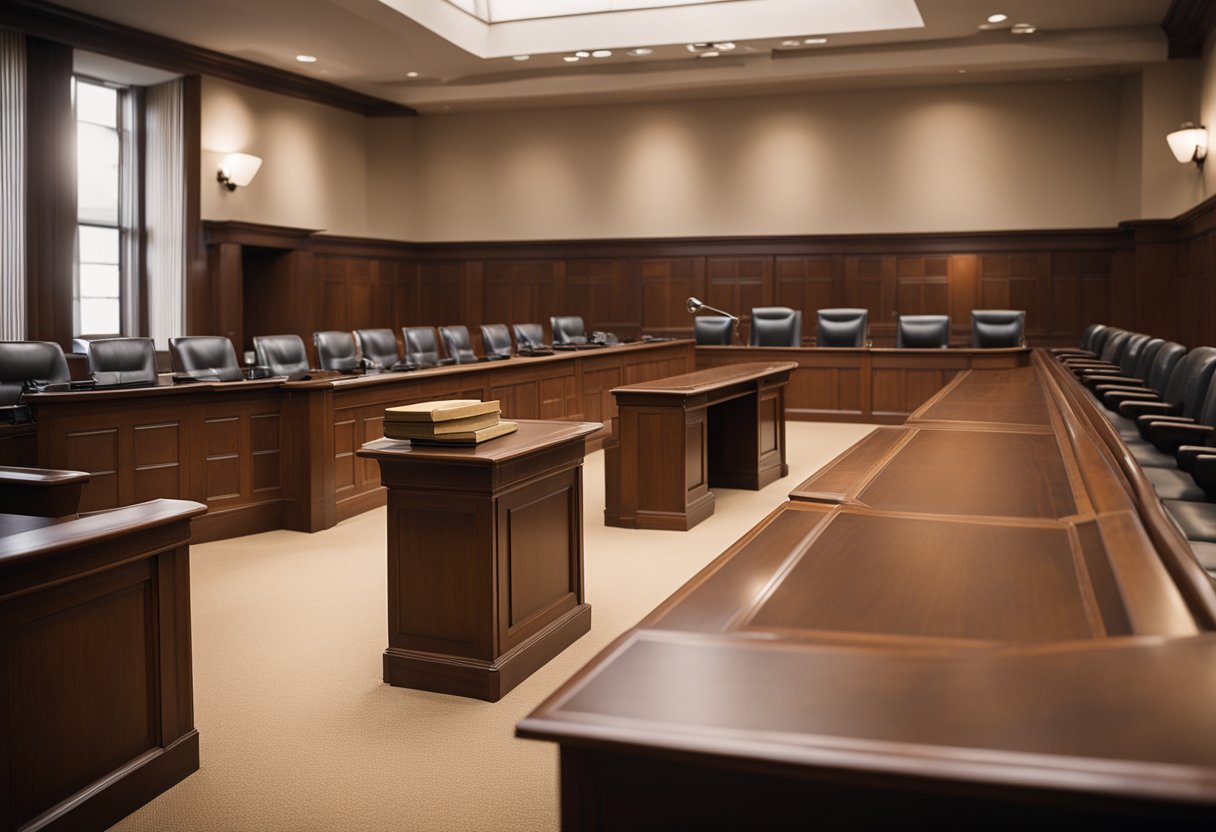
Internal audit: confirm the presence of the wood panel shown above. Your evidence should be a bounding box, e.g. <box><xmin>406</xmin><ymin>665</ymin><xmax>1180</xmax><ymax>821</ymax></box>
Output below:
<box><xmin>639</xmin><ymin>258</ymin><xmax>705</xmax><ymax>337</ymax></box>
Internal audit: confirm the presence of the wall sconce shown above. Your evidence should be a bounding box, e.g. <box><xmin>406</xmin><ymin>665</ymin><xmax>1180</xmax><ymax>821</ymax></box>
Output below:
<box><xmin>217</xmin><ymin>153</ymin><xmax>263</xmax><ymax>190</ymax></box>
<box><xmin>1167</xmin><ymin>123</ymin><xmax>1207</xmax><ymax>170</ymax></box>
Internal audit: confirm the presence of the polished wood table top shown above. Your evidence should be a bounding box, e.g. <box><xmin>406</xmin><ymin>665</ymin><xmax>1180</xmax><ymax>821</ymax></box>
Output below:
<box><xmin>609</xmin><ymin>361</ymin><xmax>798</xmax><ymax>396</ymax></box>
<box><xmin>359</xmin><ymin>419</ymin><xmax>602</xmax><ymax>464</ymax></box>
<box><xmin>519</xmin><ymin>352</ymin><xmax>1216</xmax><ymax>810</ymax></box>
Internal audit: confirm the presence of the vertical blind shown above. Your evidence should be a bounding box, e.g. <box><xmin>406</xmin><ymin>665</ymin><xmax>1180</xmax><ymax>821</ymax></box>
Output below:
<box><xmin>145</xmin><ymin>77</ymin><xmax>185</xmax><ymax>350</ymax></box>
<box><xmin>0</xmin><ymin>31</ymin><xmax>26</xmax><ymax>341</ymax></box>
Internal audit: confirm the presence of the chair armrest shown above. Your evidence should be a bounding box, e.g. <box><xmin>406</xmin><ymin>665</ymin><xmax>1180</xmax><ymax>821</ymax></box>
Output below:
<box><xmin>1144</xmin><ymin>421</ymin><xmax>1215</xmax><ymax>454</ymax></box>
<box><xmin>1051</xmin><ymin>348</ymin><xmax>1095</xmax><ymax>357</ymax></box>
<box><xmin>1188</xmin><ymin>456</ymin><xmax>1216</xmax><ymax>497</ymax></box>
<box><xmin>1084</xmin><ymin>374</ymin><xmax>1145</xmax><ymax>388</ymax></box>
<box><xmin>1065</xmin><ymin>360</ymin><xmax>1118</xmax><ymax>370</ymax></box>
<box><xmin>1178</xmin><ymin>445</ymin><xmax>1216</xmax><ymax>473</ymax></box>
<box><xmin>1137</xmin><ymin>414</ymin><xmax>1195</xmax><ymax>426</ymax></box>
<box><xmin>1119</xmin><ymin>400</ymin><xmax>1180</xmax><ymax>418</ymax></box>
<box><xmin>1103</xmin><ymin>389</ymin><xmax>1161</xmax><ymax>407</ymax></box>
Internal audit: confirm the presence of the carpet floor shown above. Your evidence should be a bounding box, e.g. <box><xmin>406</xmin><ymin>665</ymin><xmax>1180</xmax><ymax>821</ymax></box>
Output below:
<box><xmin>111</xmin><ymin>421</ymin><xmax>875</xmax><ymax>832</ymax></box>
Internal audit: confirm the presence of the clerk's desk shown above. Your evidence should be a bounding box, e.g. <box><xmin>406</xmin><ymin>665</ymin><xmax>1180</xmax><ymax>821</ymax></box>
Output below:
<box><xmin>519</xmin><ymin>353</ymin><xmax>1216</xmax><ymax>829</ymax></box>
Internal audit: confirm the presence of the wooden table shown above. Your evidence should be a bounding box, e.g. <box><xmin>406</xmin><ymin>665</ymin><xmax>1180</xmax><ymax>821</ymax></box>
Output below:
<box><xmin>518</xmin><ymin>354</ymin><xmax>1216</xmax><ymax>828</ymax></box>
<box><xmin>604</xmin><ymin>362</ymin><xmax>796</xmax><ymax>531</ymax></box>
<box><xmin>358</xmin><ymin>419</ymin><xmax>601</xmax><ymax>701</ymax></box>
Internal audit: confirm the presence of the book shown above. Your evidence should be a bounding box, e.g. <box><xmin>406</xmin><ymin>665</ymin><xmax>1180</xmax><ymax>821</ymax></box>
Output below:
<box><xmin>384</xmin><ymin>412</ymin><xmax>502</xmax><ymax>438</ymax></box>
<box><xmin>385</xmin><ymin>399</ymin><xmax>501</xmax><ymax>423</ymax></box>
<box><xmin>404</xmin><ymin>420</ymin><xmax>519</xmax><ymax>445</ymax></box>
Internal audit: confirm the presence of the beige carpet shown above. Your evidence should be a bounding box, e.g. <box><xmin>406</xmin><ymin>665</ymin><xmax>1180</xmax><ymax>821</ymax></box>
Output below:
<box><xmin>112</xmin><ymin>421</ymin><xmax>875</xmax><ymax>832</ymax></box>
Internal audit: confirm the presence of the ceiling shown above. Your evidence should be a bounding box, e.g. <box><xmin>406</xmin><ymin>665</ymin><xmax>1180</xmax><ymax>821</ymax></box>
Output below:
<box><xmin>49</xmin><ymin>0</ymin><xmax>1176</xmax><ymax>113</ymax></box>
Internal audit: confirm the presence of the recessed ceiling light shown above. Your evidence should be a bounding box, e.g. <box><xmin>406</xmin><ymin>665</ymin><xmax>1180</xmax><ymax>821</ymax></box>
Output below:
<box><xmin>712</xmin><ymin>42</ymin><xmax>736</xmax><ymax>51</ymax></box>
<box><xmin>563</xmin><ymin>55</ymin><xmax>580</xmax><ymax>62</ymax></box>
<box><xmin>406</xmin><ymin>71</ymin><xmax>419</xmax><ymax>78</ymax></box>
<box><xmin>1011</xmin><ymin>23</ymin><xmax>1037</xmax><ymax>35</ymax></box>
<box><xmin>803</xmin><ymin>37</ymin><xmax>827</xmax><ymax>45</ymax></box>
<box><xmin>987</xmin><ymin>13</ymin><xmax>1007</xmax><ymax>23</ymax></box>
<box><xmin>575</xmin><ymin>51</ymin><xmax>590</xmax><ymax>58</ymax></box>
<box><xmin>513</xmin><ymin>55</ymin><xmax>530</xmax><ymax>61</ymax></box>
<box><xmin>781</xmin><ymin>40</ymin><xmax>800</xmax><ymax>47</ymax></box>
<box><xmin>591</xmin><ymin>49</ymin><xmax>612</xmax><ymax>58</ymax></box>
<box><xmin>957</xmin><ymin>69</ymin><xmax>967</xmax><ymax>74</ymax></box>
<box><xmin>699</xmin><ymin>51</ymin><xmax>720</xmax><ymax>58</ymax></box>
<box><xmin>295</xmin><ymin>54</ymin><xmax>317</xmax><ymax>63</ymax></box>
<box><xmin>627</xmin><ymin>48</ymin><xmax>653</xmax><ymax>56</ymax></box>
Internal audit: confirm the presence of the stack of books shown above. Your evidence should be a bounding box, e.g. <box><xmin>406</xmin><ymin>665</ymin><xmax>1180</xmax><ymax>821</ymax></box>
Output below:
<box><xmin>383</xmin><ymin>399</ymin><xmax>518</xmax><ymax>445</ymax></box>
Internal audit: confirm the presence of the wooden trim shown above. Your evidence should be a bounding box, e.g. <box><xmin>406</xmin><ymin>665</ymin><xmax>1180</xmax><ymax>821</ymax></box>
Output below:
<box><xmin>0</xmin><ymin>0</ymin><xmax>415</xmax><ymax>117</ymax></box>
<box><xmin>204</xmin><ymin>220</ymin><xmax>324</xmax><ymax>249</ymax></box>
<box><xmin>1162</xmin><ymin>0</ymin><xmax>1216</xmax><ymax>59</ymax></box>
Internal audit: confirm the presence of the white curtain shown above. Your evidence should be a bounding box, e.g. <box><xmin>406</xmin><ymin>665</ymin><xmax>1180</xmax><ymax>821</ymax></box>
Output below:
<box><xmin>0</xmin><ymin>30</ymin><xmax>26</xmax><ymax>341</ymax></box>
<box><xmin>145</xmin><ymin>78</ymin><xmax>185</xmax><ymax>349</ymax></box>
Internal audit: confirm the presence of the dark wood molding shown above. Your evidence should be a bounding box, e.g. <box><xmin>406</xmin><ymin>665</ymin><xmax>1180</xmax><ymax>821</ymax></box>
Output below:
<box><xmin>0</xmin><ymin>0</ymin><xmax>416</xmax><ymax>117</ymax></box>
<box><xmin>1162</xmin><ymin>0</ymin><xmax>1216</xmax><ymax>59</ymax></box>
<box><xmin>204</xmin><ymin>220</ymin><xmax>324</xmax><ymax>249</ymax></box>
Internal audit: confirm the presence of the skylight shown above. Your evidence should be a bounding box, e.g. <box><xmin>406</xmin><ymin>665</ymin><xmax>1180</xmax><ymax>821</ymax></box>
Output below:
<box><xmin>445</xmin><ymin>0</ymin><xmax>739</xmax><ymax>24</ymax></box>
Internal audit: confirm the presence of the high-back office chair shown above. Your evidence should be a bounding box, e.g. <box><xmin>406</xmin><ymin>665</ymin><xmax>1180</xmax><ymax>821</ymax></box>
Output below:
<box><xmin>815</xmin><ymin>308</ymin><xmax>867</xmax><ymax>348</ymax></box>
<box><xmin>403</xmin><ymin>327</ymin><xmax>455</xmax><ymax>368</ymax></box>
<box><xmin>550</xmin><ymin>316</ymin><xmax>588</xmax><ymax>346</ymax></box>
<box><xmin>971</xmin><ymin>310</ymin><xmax>1026</xmax><ymax>348</ymax></box>
<box><xmin>439</xmin><ymin>326</ymin><xmax>481</xmax><ymax>364</ymax></box>
<box><xmin>513</xmin><ymin>323</ymin><xmax>547</xmax><ymax>351</ymax></box>
<box><xmin>0</xmin><ymin>340</ymin><xmax>71</xmax><ymax>405</ymax></box>
<box><xmin>480</xmin><ymin>324</ymin><xmax>514</xmax><ymax>358</ymax></box>
<box><xmin>355</xmin><ymin>329</ymin><xmax>401</xmax><ymax>369</ymax></box>
<box><xmin>82</xmin><ymin>337</ymin><xmax>158</xmax><ymax>386</ymax></box>
<box><xmin>896</xmin><ymin>315</ymin><xmax>950</xmax><ymax>349</ymax></box>
<box><xmin>694</xmin><ymin>316</ymin><xmax>734</xmax><ymax>346</ymax></box>
<box><xmin>253</xmin><ymin>334</ymin><xmax>311</xmax><ymax>380</ymax></box>
<box><xmin>313</xmin><ymin>331</ymin><xmax>361</xmax><ymax>372</ymax></box>
<box><xmin>168</xmin><ymin>336</ymin><xmax>244</xmax><ymax>382</ymax></box>
<box><xmin>750</xmin><ymin>307</ymin><xmax>802</xmax><ymax>347</ymax></box>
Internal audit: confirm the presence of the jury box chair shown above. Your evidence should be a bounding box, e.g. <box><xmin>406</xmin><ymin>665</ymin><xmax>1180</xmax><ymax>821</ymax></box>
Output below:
<box><xmin>480</xmin><ymin>324</ymin><xmax>514</xmax><ymax>358</ymax></box>
<box><xmin>694</xmin><ymin>316</ymin><xmax>733</xmax><ymax>346</ymax></box>
<box><xmin>513</xmin><ymin>323</ymin><xmax>547</xmax><ymax>351</ymax></box>
<box><xmin>971</xmin><ymin>310</ymin><xmax>1026</xmax><ymax>348</ymax></box>
<box><xmin>0</xmin><ymin>340</ymin><xmax>71</xmax><ymax>405</ymax></box>
<box><xmin>403</xmin><ymin>327</ymin><xmax>455</xmax><ymax>368</ymax></box>
<box><xmin>750</xmin><ymin>307</ymin><xmax>802</xmax><ymax>347</ymax></box>
<box><xmin>253</xmin><ymin>334</ymin><xmax>311</xmax><ymax>380</ymax></box>
<box><xmin>313</xmin><ymin>331</ymin><xmax>361</xmax><ymax>372</ymax></box>
<box><xmin>439</xmin><ymin>325</ymin><xmax>481</xmax><ymax>365</ymax></box>
<box><xmin>80</xmin><ymin>337</ymin><xmax>158</xmax><ymax>386</ymax></box>
<box><xmin>550</xmin><ymin>316</ymin><xmax>588</xmax><ymax>346</ymax></box>
<box><xmin>896</xmin><ymin>315</ymin><xmax>950</xmax><ymax>349</ymax></box>
<box><xmin>355</xmin><ymin>329</ymin><xmax>401</xmax><ymax>369</ymax></box>
<box><xmin>816</xmin><ymin>308</ymin><xmax>868</xmax><ymax>348</ymax></box>
<box><xmin>168</xmin><ymin>336</ymin><xmax>244</xmax><ymax>382</ymax></box>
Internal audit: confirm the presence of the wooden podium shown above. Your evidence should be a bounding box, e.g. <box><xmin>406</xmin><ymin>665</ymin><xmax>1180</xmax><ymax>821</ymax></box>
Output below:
<box><xmin>358</xmin><ymin>419</ymin><xmax>600</xmax><ymax>701</ymax></box>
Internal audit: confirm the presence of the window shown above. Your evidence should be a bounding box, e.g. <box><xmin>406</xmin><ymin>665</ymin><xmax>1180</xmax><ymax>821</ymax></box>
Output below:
<box><xmin>73</xmin><ymin>77</ymin><xmax>125</xmax><ymax>337</ymax></box>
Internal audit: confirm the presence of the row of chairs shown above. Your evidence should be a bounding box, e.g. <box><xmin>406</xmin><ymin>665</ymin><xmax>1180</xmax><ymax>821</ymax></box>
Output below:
<box><xmin>1053</xmin><ymin>324</ymin><xmax>1216</xmax><ymax>575</ymax></box>
<box><xmin>693</xmin><ymin>308</ymin><xmax>1027</xmax><ymax>348</ymax></box>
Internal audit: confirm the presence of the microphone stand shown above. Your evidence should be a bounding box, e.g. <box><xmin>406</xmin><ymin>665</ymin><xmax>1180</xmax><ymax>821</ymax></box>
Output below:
<box><xmin>686</xmin><ymin>297</ymin><xmax>740</xmax><ymax>344</ymax></box>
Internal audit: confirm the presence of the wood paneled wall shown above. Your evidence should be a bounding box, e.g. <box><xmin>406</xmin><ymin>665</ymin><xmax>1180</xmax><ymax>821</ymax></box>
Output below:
<box><xmin>203</xmin><ymin>218</ymin><xmax>1216</xmax><ymax>357</ymax></box>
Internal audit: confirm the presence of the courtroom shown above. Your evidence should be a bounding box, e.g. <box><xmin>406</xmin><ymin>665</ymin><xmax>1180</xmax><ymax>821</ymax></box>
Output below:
<box><xmin>3</xmin><ymin>1</ymin><xmax>1216</xmax><ymax>830</ymax></box>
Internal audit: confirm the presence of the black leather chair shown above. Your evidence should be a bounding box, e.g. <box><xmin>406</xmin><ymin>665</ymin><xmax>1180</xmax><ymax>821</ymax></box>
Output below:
<box><xmin>750</xmin><ymin>307</ymin><xmax>802</xmax><ymax>347</ymax></box>
<box><xmin>355</xmin><ymin>329</ymin><xmax>401</xmax><ymax>369</ymax></box>
<box><xmin>1090</xmin><ymin>339</ymin><xmax>1179</xmax><ymax>408</ymax></box>
<box><xmin>168</xmin><ymin>336</ymin><xmax>244</xmax><ymax>382</ymax></box>
<box><xmin>82</xmin><ymin>337</ymin><xmax>158</xmax><ymax>387</ymax></box>
<box><xmin>1051</xmin><ymin>323</ymin><xmax>1108</xmax><ymax>358</ymax></box>
<box><xmin>551</xmin><ymin>316</ymin><xmax>588</xmax><ymax>346</ymax></box>
<box><xmin>513</xmin><ymin>323</ymin><xmax>548</xmax><ymax>351</ymax></box>
<box><xmin>971</xmin><ymin>310</ymin><xmax>1025</xmax><ymax>348</ymax></box>
<box><xmin>815</xmin><ymin>308</ymin><xmax>866</xmax><ymax>348</ymax></box>
<box><xmin>480</xmin><ymin>324</ymin><xmax>514</xmax><ymax>358</ymax></box>
<box><xmin>1073</xmin><ymin>332</ymin><xmax>1146</xmax><ymax>385</ymax></box>
<box><xmin>253</xmin><ymin>334</ymin><xmax>311</xmax><ymax>380</ymax></box>
<box><xmin>1063</xmin><ymin>329</ymin><xmax>1133</xmax><ymax>375</ymax></box>
<box><xmin>440</xmin><ymin>325</ymin><xmax>493</xmax><ymax>364</ymax></box>
<box><xmin>694</xmin><ymin>316</ymin><xmax>733</xmax><ymax>346</ymax></box>
<box><xmin>896</xmin><ymin>315</ymin><xmax>949</xmax><ymax>348</ymax></box>
<box><xmin>313</xmin><ymin>331</ymin><xmax>360</xmax><ymax>372</ymax></box>
<box><xmin>403</xmin><ymin>327</ymin><xmax>455</xmax><ymax>368</ymax></box>
<box><xmin>0</xmin><ymin>340</ymin><xmax>71</xmax><ymax>405</ymax></box>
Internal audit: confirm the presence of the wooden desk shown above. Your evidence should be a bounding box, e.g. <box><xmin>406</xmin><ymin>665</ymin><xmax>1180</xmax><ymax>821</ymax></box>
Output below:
<box><xmin>696</xmin><ymin>345</ymin><xmax>1030</xmax><ymax>423</ymax></box>
<box><xmin>604</xmin><ymin>362</ymin><xmax>795</xmax><ymax>531</ymax></box>
<box><xmin>358</xmin><ymin>419</ymin><xmax>601</xmax><ymax>701</ymax></box>
<box><xmin>1</xmin><ymin>468</ymin><xmax>206</xmax><ymax>832</ymax></box>
<box><xmin>10</xmin><ymin>340</ymin><xmax>690</xmax><ymax>542</ymax></box>
<box><xmin>518</xmin><ymin>353</ymin><xmax>1216</xmax><ymax>828</ymax></box>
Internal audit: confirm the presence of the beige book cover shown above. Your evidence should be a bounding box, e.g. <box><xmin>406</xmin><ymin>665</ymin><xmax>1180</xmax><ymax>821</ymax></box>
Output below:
<box><xmin>383</xmin><ymin>412</ymin><xmax>501</xmax><ymax>437</ymax></box>
<box><xmin>384</xmin><ymin>399</ymin><xmax>501</xmax><ymax>423</ymax></box>
<box><xmin>404</xmin><ymin>420</ymin><xmax>519</xmax><ymax>445</ymax></box>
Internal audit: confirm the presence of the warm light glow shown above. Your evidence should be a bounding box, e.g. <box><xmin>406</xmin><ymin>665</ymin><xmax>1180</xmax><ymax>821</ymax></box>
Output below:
<box><xmin>803</xmin><ymin>37</ymin><xmax>827</xmax><ymax>44</ymax></box>
<box><xmin>406</xmin><ymin>71</ymin><xmax>420</xmax><ymax>77</ymax></box>
<box><xmin>591</xmin><ymin>49</ymin><xmax>613</xmax><ymax>57</ymax></box>
<box><xmin>217</xmin><ymin>153</ymin><xmax>262</xmax><ymax>190</ymax></box>
<box><xmin>513</xmin><ymin>54</ymin><xmax>531</xmax><ymax>60</ymax></box>
<box><xmin>987</xmin><ymin>13</ymin><xmax>1007</xmax><ymax>23</ymax></box>
<box><xmin>627</xmin><ymin>47</ymin><xmax>653</xmax><ymax>55</ymax></box>
<box><xmin>1167</xmin><ymin>123</ymin><xmax>1208</xmax><ymax>165</ymax></box>
<box><xmin>575</xmin><ymin>50</ymin><xmax>590</xmax><ymax>57</ymax></box>
<box><xmin>295</xmin><ymin>54</ymin><xmax>317</xmax><ymax>63</ymax></box>
<box><xmin>563</xmin><ymin>55</ymin><xmax>580</xmax><ymax>62</ymax></box>
<box><xmin>1011</xmin><ymin>22</ymin><xmax>1037</xmax><ymax>34</ymax></box>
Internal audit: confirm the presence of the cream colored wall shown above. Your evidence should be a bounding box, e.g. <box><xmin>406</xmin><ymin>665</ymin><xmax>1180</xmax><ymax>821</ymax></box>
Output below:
<box><xmin>365</xmin><ymin>117</ymin><xmax>419</xmax><ymax>240</ymax></box>
<box><xmin>201</xmin><ymin>77</ymin><xmax>390</xmax><ymax>238</ymax></box>
<box><xmin>1141</xmin><ymin>61</ymin><xmax>1205</xmax><ymax>218</ymax></box>
<box><xmin>414</xmin><ymin>80</ymin><xmax>1126</xmax><ymax>241</ymax></box>
<box><xmin>1201</xmin><ymin>35</ymin><xmax>1216</xmax><ymax>204</ymax></box>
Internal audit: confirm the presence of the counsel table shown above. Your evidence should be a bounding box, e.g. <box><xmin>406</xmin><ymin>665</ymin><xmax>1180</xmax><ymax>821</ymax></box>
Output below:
<box><xmin>359</xmin><ymin>419</ymin><xmax>601</xmax><ymax>701</ymax></box>
<box><xmin>604</xmin><ymin>362</ymin><xmax>796</xmax><ymax>530</ymax></box>
<box><xmin>518</xmin><ymin>354</ymin><xmax>1216</xmax><ymax>828</ymax></box>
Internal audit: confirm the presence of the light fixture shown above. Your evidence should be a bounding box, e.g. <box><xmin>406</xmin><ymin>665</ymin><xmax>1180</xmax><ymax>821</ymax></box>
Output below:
<box><xmin>295</xmin><ymin>54</ymin><xmax>317</xmax><ymax>63</ymax></box>
<box><xmin>1167</xmin><ymin>122</ymin><xmax>1208</xmax><ymax>169</ymax></box>
<box><xmin>575</xmin><ymin>51</ymin><xmax>590</xmax><ymax>58</ymax></box>
<box><xmin>1011</xmin><ymin>23</ymin><xmax>1037</xmax><ymax>35</ymax></box>
<box><xmin>780</xmin><ymin>39</ymin><xmax>800</xmax><ymax>47</ymax></box>
<box><xmin>699</xmin><ymin>51</ymin><xmax>720</xmax><ymax>58</ymax></box>
<box><xmin>712</xmin><ymin>42</ymin><xmax>736</xmax><ymax>51</ymax></box>
<box><xmin>987</xmin><ymin>13</ymin><xmax>1007</xmax><ymax>23</ymax></box>
<box><xmin>803</xmin><ymin>37</ymin><xmax>827</xmax><ymax>44</ymax></box>
<box><xmin>513</xmin><ymin>55</ymin><xmax>530</xmax><ymax>61</ymax></box>
<box><xmin>563</xmin><ymin>55</ymin><xmax>580</xmax><ymax>62</ymax></box>
<box><xmin>627</xmin><ymin>48</ymin><xmax>653</xmax><ymax>56</ymax></box>
<box><xmin>406</xmin><ymin>71</ymin><xmax>419</xmax><ymax>78</ymax></box>
<box><xmin>591</xmin><ymin>49</ymin><xmax>612</xmax><ymax>58</ymax></box>
<box><xmin>217</xmin><ymin>153</ymin><xmax>262</xmax><ymax>191</ymax></box>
